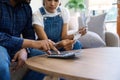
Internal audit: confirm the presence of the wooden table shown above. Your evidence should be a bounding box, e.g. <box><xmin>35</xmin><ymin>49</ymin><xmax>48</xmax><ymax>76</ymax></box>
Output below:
<box><xmin>25</xmin><ymin>47</ymin><xmax>120</xmax><ymax>80</ymax></box>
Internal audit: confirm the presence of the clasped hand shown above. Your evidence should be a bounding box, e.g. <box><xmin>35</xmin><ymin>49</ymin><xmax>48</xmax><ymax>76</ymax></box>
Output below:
<box><xmin>55</xmin><ymin>39</ymin><xmax>75</xmax><ymax>51</ymax></box>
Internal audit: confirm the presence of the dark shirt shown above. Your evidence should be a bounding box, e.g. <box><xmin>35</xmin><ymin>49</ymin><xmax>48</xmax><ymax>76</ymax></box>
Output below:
<box><xmin>0</xmin><ymin>0</ymin><xmax>35</xmax><ymax>52</ymax></box>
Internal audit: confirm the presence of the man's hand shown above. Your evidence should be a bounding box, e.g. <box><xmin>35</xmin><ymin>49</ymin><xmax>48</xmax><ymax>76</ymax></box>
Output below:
<box><xmin>55</xmin><ymin>39</ymin><xmax>75</xmax><ymax>51</ymax></box>
<box><xmin>11</xmin><ymin>48</ymin><xmax>27</xmax><ymax>72</ymax></box>
<box><xmin>33</xmin><ymin>40</ymin><xmax>60</xmax><ymax>54</ymax></box>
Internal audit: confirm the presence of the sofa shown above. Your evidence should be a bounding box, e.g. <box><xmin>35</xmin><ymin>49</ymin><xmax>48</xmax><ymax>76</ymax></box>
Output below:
<box><xmin>11</xmin><ymin>13</ymin><xmax>119</xmax><ymax>80</ymax></box>
<box><xmin>68</xmin><ymin>13</ymin><xmax>119</xmax><ymax>48</ymax></box>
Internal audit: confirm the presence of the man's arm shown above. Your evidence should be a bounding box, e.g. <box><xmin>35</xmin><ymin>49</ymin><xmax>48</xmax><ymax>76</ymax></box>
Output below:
<box><xmin>0</xmin><ymin>32</ymin><xmax>23</xmax><ymax>51</ymax></box>
<box><xmin>22</xmin><ymin>4</ymin><xmax>35</xmax><ymax>40</ymax></box>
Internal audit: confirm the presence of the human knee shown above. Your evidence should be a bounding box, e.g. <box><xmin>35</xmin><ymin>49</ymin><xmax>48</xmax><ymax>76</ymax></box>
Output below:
<box><xmin>0</xmin><ymin>63</ymin><xmax>9</xmax><ymax>73</ymax></box>
<box><xmin>28</xmin><ymin>48</ymin><xmax>46</xmax><ymax>57</ymax></box>
<box><xmin>0</xmin><ymin>46</ymin><xmax>10</xmax><ymax>65</ymax></box>
<box><xmin>0</xmin><ymin>63</ymin><xmax>10</xmax><ymax>80</ymax></box>
<box><xmin>73</xmin><ymin>40</ymin><xmax>82</xmax><ymax>50</ymax></box>
<box><xmin>0</xmin><ymin>47</ymin><xmax>10</xmax><ymax>73</ymax></box>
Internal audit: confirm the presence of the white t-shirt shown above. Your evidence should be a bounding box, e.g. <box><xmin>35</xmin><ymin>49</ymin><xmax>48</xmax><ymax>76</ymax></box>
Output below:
<box><xmin>32</xmin><ymin>6</ymin><xmax>70</xmax><ymax>28</ymax></box>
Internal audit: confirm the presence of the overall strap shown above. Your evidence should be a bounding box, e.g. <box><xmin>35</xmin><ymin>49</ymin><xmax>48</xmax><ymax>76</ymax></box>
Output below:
<box><xmin>57</xmin><ymin>7</ymin><xmax>61</xmax><ymax>12</ymax></box>
<box><xmin>39</xmin><ymin>7</ymin><xmax>61</xmax><ymax>16</ymax></box>
<box><xmin>39</xmin><ymin>7</ymin><xmax>46</xmax><ymax>16</ymax></box>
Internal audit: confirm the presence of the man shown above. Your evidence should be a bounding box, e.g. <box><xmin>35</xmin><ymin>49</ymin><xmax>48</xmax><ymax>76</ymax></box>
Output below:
<box><xmin>0</xmin><ymin>0</ymin><xmax>59</xmax><ymax>80</ymax></box>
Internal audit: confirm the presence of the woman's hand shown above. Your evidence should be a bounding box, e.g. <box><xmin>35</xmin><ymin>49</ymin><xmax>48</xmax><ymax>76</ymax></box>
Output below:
<box><xmin>55</xmin><ymin>39</ymin><xmax>75</xmax><ymax>51</ymax></box>
<box><xmin>78</xmin><ymin>27</ymin><xmax>87</xmax><ymax>36</ymax></box>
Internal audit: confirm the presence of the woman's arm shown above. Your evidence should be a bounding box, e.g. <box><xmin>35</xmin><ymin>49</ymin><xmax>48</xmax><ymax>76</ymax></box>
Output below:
<box><xmin>61</xmin><ymin>23</ymin><xmax>87</xmax><ymax>40</ymax></box>
<box><xmin>33</xmin><ymin>24</ymin><xmax>48</xmax><ymax>40</ymax></box>
<box><xmin>61</xmin><ymin>23</ymin><xmax>74</xmax><ymax>40</ymax></box>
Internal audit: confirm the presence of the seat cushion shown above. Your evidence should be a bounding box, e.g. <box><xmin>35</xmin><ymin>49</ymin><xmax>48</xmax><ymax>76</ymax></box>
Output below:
<box><xmin>79</xmin><ymin>31</ymin><xmax>106</xmax><ymax>48</ymax></box>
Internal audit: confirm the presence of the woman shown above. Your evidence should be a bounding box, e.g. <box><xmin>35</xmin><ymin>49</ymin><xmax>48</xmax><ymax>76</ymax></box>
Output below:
<box><xmin>32</xmin><ymin>0</ymin><xmax>86</xmax><ymax>51</ymax></box>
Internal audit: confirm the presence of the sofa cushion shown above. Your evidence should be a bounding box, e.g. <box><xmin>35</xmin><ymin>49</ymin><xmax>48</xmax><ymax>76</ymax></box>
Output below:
<box><xmin>79</xmin><ymin>31</ymin><xmax>106</xmax><ymax>48</ymax></box>
<box><xmin>78</xmin><ymin>13</ymin><xmax>106</xmax><ymax>41</ymax></box>
<box><xmin>88</xmin><ymin>13</ymin><xmax>106</xmax><ymax>41</ymax></box>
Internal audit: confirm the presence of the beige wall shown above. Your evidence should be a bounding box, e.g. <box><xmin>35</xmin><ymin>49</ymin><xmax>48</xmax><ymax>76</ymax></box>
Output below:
<box><xmin>30</xmin><ymin>0</ymin><xmax>42</xmax><ymax>12</ymax></box>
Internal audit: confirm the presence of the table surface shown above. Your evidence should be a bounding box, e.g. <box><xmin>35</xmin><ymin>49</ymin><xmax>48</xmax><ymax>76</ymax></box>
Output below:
<box><xmin>25</xmin><ymin>47</ymin><xmax>120</xmax><ymax>80</ymax></box>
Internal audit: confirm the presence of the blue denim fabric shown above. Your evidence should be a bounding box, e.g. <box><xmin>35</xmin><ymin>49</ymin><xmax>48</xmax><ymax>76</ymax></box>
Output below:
<box><xmin>22</xmin><ymin>48</ymin><xmax>46</xmax><ymax>80</ymax></box>
<box><xmin>28</xmin><ymin>48</ymin><xmax>46</xmax><ymax>57</ymax></box>
<box><xmin>40</xmin><ymin>7</ymin><xmax>63</xmax><ymax>42</ymax></box>
<box><xmin>0</xmin><ymin>46</ymin><xmax>11</xmax><ymax>80</ymax></box>
<box><xmin>0</xmin><ymin>46</ymin><xmax>46</xmax><ymax>80</ymax></box>
<box><xmin>22</xmin><ymin>70</ymin><xmax>45</xmax><ymax>80</ymax></box>
<box><xmin>73</xmin><ymin>40</ymin><xmax>82</xmax><ymax>50</ymax></box>
<box><xmin>40</xmin><ymin>7</ymin><xmax>82</xmax><ymax>50</ymax></box>
<box><xmin>0</xmin><ymin>0</ymin><xmax>35</xmax><ymax>52</ymax></box>
<box><xmin>0</xmin><ymin>1</ymin><xmax>38</xmax><ymax>80</ymax></box>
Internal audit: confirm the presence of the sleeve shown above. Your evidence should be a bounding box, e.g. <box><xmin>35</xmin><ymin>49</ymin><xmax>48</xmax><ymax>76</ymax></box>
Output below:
<box><xmin>22</xmin><ymin>4</ymin><xmax>35</xmax><ymax>40</ymax></box>
<box><xmin>0</xmin><ymin>3</ymin><xmax>1</xmax><ymax>19</ymax></box>
<box><xmin>61</xmin><ymin>7</ymin><xmax>70</xmax><ymax>24</ymax></box>
<box><xmin>0</xmin><ymin>9</ymin><xmax>1</xmax><ymax>19</ymax></box>
<box><xmin>0</xmin><ymin>3</ymin><xmax>23</xmax><ymax>51</ymax></box>
<box><xmin>0</xmin><ymin>32</ymin><xmax>23</xmax><ymax>51</ymax></box>
<box><xmin>0</xmin><ymin>8</ymin><xmax>1</xmax><ymax>19</ymax></box>
<box><xmin>32</xmin><ymin>10</ymin><xmax>44</xmax><ymax>28</ymax></box>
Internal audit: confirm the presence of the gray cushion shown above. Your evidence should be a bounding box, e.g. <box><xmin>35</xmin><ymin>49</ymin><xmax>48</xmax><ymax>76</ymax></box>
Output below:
<box><xmin>87</xmin><ymin>13</ymin><xmax>106</xmax><ymax>41</ymax></box>
<box><xmin>79</xmin><ymin>31</ymin><xmax>106</xmax><ymax>48</ymax></box>
<box><xmin>78</xmin><ymin>13</ymin><xmax>106</xmax><ymax>41</ymax></box>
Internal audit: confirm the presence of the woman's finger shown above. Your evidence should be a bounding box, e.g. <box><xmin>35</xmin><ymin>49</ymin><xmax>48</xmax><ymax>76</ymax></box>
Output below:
<box><xmin>49</xmin><ymin>42</ymin><xmax>60</xmax><ymax>54</ymax></box>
